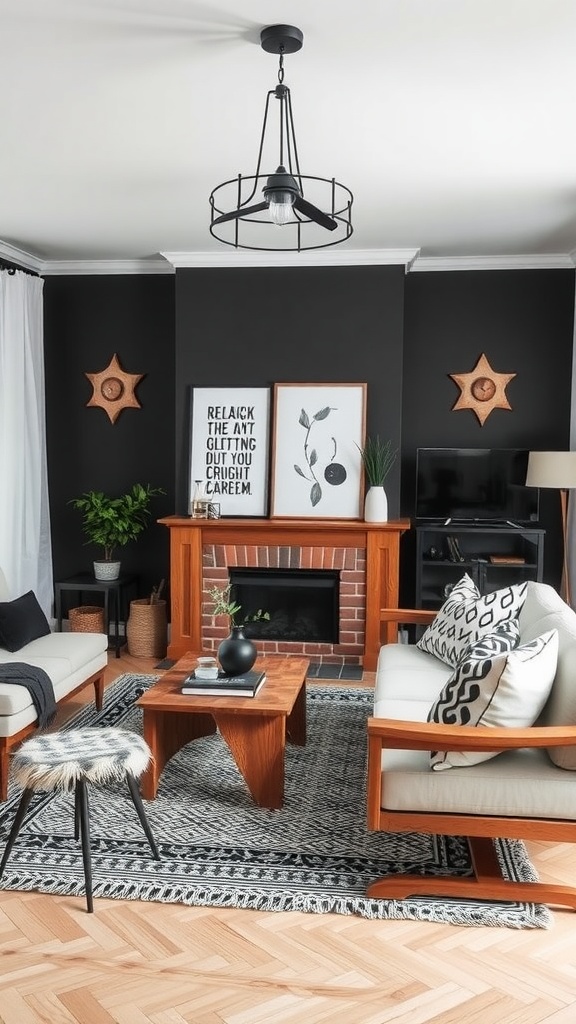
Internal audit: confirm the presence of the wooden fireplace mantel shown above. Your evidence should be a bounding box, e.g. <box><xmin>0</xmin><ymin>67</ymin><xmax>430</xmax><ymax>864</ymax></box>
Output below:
<box><xmin>159</xmin><ymin>516</ymin><xmax>410</xmax><ymax>671</ymax></box>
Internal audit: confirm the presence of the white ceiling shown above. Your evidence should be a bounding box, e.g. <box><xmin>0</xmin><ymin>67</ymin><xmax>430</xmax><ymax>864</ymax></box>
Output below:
<box><xmin>2</xmin><ymin>0</ymin><xmax>576</xmax><ymax>271</ymax></box>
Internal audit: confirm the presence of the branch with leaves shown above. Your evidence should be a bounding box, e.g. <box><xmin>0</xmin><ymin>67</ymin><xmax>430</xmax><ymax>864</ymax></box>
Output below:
<box><xmin>205</xmin><ymin>583</ymin><xmax>269</xmax><ymax>628</ymax></box>
<box><xmin>293</xmin><ymin>406</ymin><xmax>347</xmax><ymax>507</ymax></box>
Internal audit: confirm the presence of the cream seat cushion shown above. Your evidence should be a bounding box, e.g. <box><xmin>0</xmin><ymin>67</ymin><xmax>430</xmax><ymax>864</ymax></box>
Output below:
<box><xmin>380</xmin><ymin>747</ymin><xmax>576</xmax><ymax>821</ymax></box>
<box><xmin>374</xmin><ymin>644</ymin><xmax>451</xmax><ymax>716</ymax></box>
<box><xmin>0</xmin><ymin>632</ymin><xmax>108</xmax><ymax>717</ymax></box>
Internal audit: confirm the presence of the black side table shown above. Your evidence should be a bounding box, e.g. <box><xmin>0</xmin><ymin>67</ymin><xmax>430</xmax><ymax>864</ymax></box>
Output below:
<box><xmin>54</xmin><ymin>573</ymin><xmax>139</xmax><ymax>658</ymax></box>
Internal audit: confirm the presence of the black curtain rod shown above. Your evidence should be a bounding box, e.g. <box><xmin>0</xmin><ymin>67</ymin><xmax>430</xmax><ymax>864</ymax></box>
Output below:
<box><xmin>0</xmin><ymin>260</ymin><xmax>38</xmax><ymax>277</ymax></box>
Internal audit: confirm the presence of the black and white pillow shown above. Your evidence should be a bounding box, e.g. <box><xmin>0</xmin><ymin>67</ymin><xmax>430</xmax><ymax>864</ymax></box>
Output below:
<box><xmin>428</xmin><ymin>627</ymin><xmax>558</xmax><ymax>770</ymax></box>
<box><xmin>417</xmin><ymin>575</ymin><xmax>528</xmax><ymax>668</ymax></box>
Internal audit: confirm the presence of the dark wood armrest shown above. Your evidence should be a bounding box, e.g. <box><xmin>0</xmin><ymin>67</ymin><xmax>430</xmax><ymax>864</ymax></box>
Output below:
<box><xmin>367</xmin><ymin>717</ymin><xmax>576</xmax><ymax>752</ymax></box>
<box><xmin>379</xmin><ymin>608</ymin><xmax>436</xmax><ymax>625</ymax></box>
<box><xmin>379</xmin><ymin>607</ymin><xmax>436</xmax><ymax>645</ymax></box>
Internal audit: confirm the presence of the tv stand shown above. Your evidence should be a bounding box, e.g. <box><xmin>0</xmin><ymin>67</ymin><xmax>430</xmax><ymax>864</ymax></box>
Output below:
<box><xmin>416</xmin><ymin>522</ymin><xmax>545</xmax><ymax>610</ymax></box>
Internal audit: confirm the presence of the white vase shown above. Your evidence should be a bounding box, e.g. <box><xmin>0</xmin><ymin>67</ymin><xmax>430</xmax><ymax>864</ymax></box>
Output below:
<box><xmin>93</xmin><ymin>560</ymin><xmax>121</xmax><ymax>581</ymax></box>
<box><xmin>364</xmin><ymin>485</ymin><xmax>388</xmax><ymax>523</ymax></box>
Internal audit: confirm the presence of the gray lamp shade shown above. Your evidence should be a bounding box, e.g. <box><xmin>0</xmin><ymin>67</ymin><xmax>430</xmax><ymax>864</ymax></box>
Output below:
<box><xmin>526</xmin><ymin>451</ymin><xmax>576</xmax><ymax>489</ymax></box>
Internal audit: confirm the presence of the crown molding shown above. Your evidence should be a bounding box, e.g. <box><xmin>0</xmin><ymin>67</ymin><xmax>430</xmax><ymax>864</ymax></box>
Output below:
<box><xmin>160</xmin><ymin>248</ymin><xmax>420</xmax><ymax>269</ymax></box>
<box><xmin>0</xmin><ymin>242</ymin><xmax>175</xmax><ymax>275</ymax></box>
<box><xmin>2</xmin><ymin>240</ymin><xmax>576</xmax><ymax>276</ymax></box>
<box><xmin>40</xmin><ymin>258</ymin><xmax>174</xmax><ymax>276</ymax></box>
<box><xmin>410</xmin><ymin>253</ymin><xmax>576</xmax><ymax>272</ymax></box>
<box><xmin>0</xmin><ymin>240</ymin><xmax>44</xmax><ymax>272</ymax></box>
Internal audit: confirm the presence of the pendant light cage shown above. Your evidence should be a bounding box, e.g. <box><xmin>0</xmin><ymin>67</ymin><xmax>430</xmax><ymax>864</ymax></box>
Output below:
<box><xmin>209</xmin><ymin>25</ymin><xmax>354</xmax><ymax>252</ymax></box>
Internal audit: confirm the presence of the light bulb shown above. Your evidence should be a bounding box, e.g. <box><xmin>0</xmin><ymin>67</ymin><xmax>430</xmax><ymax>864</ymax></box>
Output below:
<box><xmin>268</xmin><ymin>190</ymin><xmax>295</xmax><ymax>225</ymax></box>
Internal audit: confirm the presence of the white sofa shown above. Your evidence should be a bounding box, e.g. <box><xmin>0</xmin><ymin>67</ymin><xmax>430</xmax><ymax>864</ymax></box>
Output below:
<box><xmin>366</xmin><ymin>580</ymin><xmax>576</xmax><ymax>910</ymax></box>
<box><xmin>0</xmin><ymin>569</ymin><xmax>108</xmax><ymax>800</ymax></box>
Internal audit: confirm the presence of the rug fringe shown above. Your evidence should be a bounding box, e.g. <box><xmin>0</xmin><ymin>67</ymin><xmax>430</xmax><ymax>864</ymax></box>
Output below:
<box><xmin>1</xmin><ymin>870</ymin><xmax>553</xmax><ymax>928</ymax></box>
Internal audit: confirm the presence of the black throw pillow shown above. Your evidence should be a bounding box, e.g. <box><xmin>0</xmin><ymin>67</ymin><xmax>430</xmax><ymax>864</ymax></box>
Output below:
<box><xmin>0</xmin><ymin>591</ymin><xmax>51</xmax><ymax>652</ymax></box>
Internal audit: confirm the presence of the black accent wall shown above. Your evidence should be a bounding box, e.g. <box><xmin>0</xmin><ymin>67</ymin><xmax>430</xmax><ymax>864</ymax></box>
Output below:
<box><xmin>401</xmin><ymin>269</ymin><xmax>575</xmax><ymax>599</ymax></box>
<box><xmin>43</xmin><ymin>275</ymin><xmax>176</xmax><ymax>598</ymax></box>
<box><xmin>42</xmin><ymin>263</ymin><xmax>575</xmax><ymax>609</ymax></box>
<box><xmin>174</xmin><ymin>265</ymin><xmax>406</xmax><ymax>514</ymax></box>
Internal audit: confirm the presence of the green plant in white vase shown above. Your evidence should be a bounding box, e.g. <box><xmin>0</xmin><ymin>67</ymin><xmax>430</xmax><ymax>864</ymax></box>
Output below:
<box><xmin>69</xmin><ymin>483</ymin><xmax>165</xmax><ymax>580</ymax></box>
<box><xmin>356</xmin><ymin>436</ymin><xmax>397</xmax><ymax>522</ymax></box>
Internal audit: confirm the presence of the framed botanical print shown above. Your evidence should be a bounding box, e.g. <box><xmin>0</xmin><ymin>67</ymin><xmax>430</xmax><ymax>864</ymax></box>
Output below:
<box><xmin>189</xmin><ymin>387</ymin><xmax>271</xmax><ymax>516</ymax></box>
<box><xmin>270</xmin><ymin>382</ymin><xmax>367</xmax><ymax>518</ymax></box>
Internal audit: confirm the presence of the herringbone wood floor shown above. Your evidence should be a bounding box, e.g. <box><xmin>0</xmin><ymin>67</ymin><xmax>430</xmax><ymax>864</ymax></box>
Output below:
<box><xmin>1</xmin><ymin>652</ymin><xmax>576</xmax><ymax>1023</ymax></box>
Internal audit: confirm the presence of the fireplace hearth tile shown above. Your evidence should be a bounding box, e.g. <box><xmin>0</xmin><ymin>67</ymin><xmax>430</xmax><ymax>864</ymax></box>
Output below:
<box><xmin>308</xmin><ymin>662</ymin><xmax>363</xmax><ymax>681</ymax></box>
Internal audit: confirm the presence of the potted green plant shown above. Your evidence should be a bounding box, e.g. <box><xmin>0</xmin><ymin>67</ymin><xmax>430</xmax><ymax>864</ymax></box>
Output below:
<box><xmin>69</xmin><ymin>483</ymin><xmax>165</xmax><ymax>580</ymax></box>
<box><xmin>205</xmin><ymin>583</ymin><xmax>270</xmax><ymax>675</ymax></box>
<box><xmin>356</xmin><ymin>436</ymin><xmax>397</xmax><ymax>522</ymax></box>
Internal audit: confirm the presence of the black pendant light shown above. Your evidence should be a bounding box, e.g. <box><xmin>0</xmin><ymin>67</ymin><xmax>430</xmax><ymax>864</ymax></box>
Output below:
<box><xmin>209</xmin><ymin>25</ymin><xmax>353</xmax><ymax>252</ymax></box>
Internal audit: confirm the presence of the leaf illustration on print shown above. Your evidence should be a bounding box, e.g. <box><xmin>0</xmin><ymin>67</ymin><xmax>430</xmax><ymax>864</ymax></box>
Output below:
<box><xmin>310</xmin><ymin>482</ymin><xmax>322</xmax><ymax>506</ymax></box>
<box><xmin>293</xmin><ymin>404</ymin><xmax>347</xmax><ymax>506</ymax></box>
<box><xmin>313</xmin><ymin>406</ymin><xmax>332</xmax><ymax>421</ymax></box>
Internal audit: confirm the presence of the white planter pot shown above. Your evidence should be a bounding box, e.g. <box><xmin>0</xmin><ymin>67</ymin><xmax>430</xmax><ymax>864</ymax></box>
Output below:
<box><xmin>93</xmin><ymin>560</ymin><xmax>121</xmax><ymax>581</ymax></box>
<box><xmin>364</xmin><ymin>485</ymin><xmax>388</xmax><ymax>523</ymax></box>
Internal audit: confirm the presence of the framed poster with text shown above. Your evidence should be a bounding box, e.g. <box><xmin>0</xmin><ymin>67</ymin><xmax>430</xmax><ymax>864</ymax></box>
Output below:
<box><xmin>189</xmin><ymin>387</ymin><xmax>271</xmax><ymax>516</ymax></box>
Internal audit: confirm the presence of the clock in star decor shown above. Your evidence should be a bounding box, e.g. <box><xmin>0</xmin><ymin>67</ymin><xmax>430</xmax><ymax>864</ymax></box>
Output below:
<box><xmin>449</xmin><ymin>352</ymin><xmax>516</xmax><ymax>426</ymax></box>
<box><xmin>85</xmin><ymin>354</ymin><xmax>144</xmax><ymax>424</ymax></box>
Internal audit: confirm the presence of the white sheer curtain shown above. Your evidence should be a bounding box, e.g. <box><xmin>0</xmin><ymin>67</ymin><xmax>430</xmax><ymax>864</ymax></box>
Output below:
<box><xmin>0</xmin><ymin>270</ymin><xmax>53</xmax><ymax>618</ymax></box>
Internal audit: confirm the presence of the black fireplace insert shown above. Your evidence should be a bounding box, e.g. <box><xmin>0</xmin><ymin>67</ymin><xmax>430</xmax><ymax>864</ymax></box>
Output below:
<box><xmin>229</xmin><ymin>567</ymin><xmax>339</xmax><ymax>643</ymax></box>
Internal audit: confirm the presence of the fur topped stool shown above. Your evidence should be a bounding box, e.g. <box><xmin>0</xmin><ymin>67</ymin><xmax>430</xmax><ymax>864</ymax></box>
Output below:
<box><xmin>0</xmin><ymin>727</ymin><xmax>160</xmax><ymax>912</ymax></box>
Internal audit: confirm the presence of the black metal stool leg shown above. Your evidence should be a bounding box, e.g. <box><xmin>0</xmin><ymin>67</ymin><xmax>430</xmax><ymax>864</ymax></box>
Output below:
<box><xmin>125</xmin><ymin>773</ymin><xmax>161</xmax><ymax>860</ymax></box>
<box><xmin>75</xmin><ymin>778</ymin><xmax>94</xmax><ymax>913</ymax></box>
<box><xmin>74</xmin><ymin>784</ymin><xmax>81</xmax><ymax>841</ymax></box>
<box><xmin>0</xmin><ymin>788</ymin><xmax>35</xmax><ymax>881</ymax></box>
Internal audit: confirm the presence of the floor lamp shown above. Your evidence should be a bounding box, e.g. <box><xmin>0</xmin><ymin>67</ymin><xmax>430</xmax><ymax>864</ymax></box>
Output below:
<box><xmin>526</xmin><ymin>451</ymin><xmax>576</xmax><ymax>607</ymax></box>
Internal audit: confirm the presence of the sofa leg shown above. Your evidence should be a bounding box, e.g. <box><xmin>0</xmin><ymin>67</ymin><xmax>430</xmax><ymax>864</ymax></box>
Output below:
<box><xmin>93</xmin><ymin>672</ymin><xmax>104</xmax><ymax>711</ymax></box>
<box><xmin>0</xmin><ymin>739</ymin><xmax>9</xmax><ymax>802</ymax></box>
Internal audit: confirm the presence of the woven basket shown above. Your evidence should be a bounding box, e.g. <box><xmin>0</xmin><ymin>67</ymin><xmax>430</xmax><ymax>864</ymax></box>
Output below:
<box><xmin>127</xmin><ymin>598</ymin><xmax>167</xmax><ymax>658</ymax></box>
<box><xmin>69</xmin><ymin>605</ymin><xmax>105</xmax><ymax>633</ymax></box>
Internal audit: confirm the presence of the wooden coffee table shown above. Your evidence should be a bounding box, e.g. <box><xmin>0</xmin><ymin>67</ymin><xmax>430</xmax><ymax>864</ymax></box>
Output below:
<box><xmin>136</xmin><ymin>653</ymin><xmax>309</xmax><ymax>809</ymax></box>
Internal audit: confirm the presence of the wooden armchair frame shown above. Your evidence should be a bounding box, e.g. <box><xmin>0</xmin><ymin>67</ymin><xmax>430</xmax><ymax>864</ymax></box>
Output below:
<box><xmin>367</xmin><ymin>608</ymin><xmax>576</xmax><ymax>910</ymax></box>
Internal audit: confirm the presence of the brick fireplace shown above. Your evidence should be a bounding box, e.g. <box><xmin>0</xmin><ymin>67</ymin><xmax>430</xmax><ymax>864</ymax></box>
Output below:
<box><xmin>202</xmin><ymin>542</ymin><xmax>366</xmax><ymax>665</ymax></box>
<box><xmin>160</xmin><ymin>516</ymin><xmax>409</xmax><ymax>670</ymax></box>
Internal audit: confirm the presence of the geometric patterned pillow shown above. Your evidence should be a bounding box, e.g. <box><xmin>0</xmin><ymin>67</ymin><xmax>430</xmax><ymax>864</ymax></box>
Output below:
<box><xmin>416</xmin><ymin>575</ymin><xmax>528</xmax><ymax>668</ymax></box>
<box><xmin>427</xmin><ymin>628</ymin><xmax>558</xmax><ymax>770</ymax></box>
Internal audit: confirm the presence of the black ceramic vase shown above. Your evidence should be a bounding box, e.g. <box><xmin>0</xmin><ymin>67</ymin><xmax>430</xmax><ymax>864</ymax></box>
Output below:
<box><xmin>217</xmin><ymin>625</ymin><xmax>257</xmax><ymax>676</ymax></box>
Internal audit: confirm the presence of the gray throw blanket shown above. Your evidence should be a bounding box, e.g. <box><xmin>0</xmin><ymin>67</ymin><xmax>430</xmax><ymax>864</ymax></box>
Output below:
<box><xmin>0</xmin><ymin>663</ymin><xmax>57</xmax><ymax>728</ymax></box>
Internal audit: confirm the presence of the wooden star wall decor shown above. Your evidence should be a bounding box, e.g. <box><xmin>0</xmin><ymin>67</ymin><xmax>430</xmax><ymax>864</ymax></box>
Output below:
<box><xmin>449</xmin><ymin>352</ymin><xmax>516</xmax><ymax>426</ymax></box>
<box><xmin>85</xmin><ymin>353</ymin><xmax>144</xmax><ymax>424</ymax></box>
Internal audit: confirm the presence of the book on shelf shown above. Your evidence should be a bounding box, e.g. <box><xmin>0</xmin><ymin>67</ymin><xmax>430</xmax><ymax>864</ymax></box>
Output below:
<box><xmin>489</xmin><ymin>555</ymin><xmax>526</xmax><ymax>565</ymax></box>
<box><xmin>181</xmin><ymin>669</ymin><xmax>266</xmax><ymax>697</ymax></box>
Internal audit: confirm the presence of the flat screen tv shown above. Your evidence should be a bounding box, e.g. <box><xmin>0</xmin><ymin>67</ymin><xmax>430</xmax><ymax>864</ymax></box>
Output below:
<box><xmin>415</xmin><ymin>448</ymin><xmax>540</xmax><ymax>524</ymax></box>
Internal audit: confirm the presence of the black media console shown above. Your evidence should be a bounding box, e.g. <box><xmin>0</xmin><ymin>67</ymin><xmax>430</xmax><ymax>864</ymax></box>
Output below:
<box><xmin>415</xmin><ymin>522</ymin><xmax>545</xmax><ymax>610</ymax></box>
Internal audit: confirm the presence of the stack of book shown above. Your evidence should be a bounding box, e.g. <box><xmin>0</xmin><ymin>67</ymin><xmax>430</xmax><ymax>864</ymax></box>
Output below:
<box><xmin>181</xmin><ymin>669</ymin><xmax>266</xmax><ymax>698</ymax></box>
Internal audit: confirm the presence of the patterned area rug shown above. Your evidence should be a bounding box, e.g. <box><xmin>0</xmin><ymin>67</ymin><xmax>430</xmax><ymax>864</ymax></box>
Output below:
<box><xmin>0</xmin><ymin>674</ymin><xmax>551</xmax><ymax>928</ymax></box>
